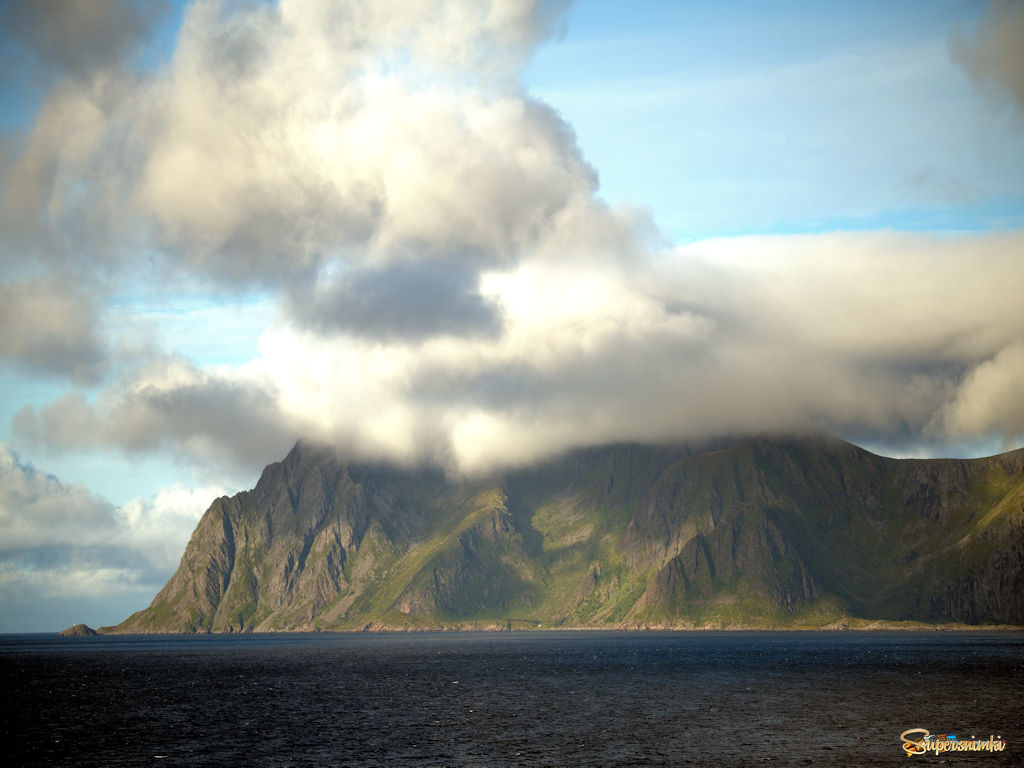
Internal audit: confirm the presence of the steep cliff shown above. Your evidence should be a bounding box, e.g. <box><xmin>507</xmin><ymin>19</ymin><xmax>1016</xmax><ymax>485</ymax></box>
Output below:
<box><xmin>110</xmin><ymin>436</ymin><xmax>1024</xmax><ymax>632</ymax></box>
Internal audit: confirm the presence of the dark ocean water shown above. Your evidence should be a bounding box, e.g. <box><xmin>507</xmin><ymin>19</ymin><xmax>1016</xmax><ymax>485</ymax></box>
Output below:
<box><xmin>1</xmin><ymin>631</ymin><xmax>1021</xmax><ymax>767</ymax></box>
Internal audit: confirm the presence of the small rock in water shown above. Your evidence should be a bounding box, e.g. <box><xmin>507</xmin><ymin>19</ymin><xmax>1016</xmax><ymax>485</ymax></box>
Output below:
<box><xmin>58</xmin><ymin>624</ymin><xmax>97</xmax><ymax>636</ymax></box>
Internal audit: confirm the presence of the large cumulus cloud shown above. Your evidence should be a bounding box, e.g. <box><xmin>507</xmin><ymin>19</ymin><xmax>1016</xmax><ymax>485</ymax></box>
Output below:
<box><xmin>2</xmin><ymin>0</ymin><xmax>594</xmax><ymax>328</ymax></box>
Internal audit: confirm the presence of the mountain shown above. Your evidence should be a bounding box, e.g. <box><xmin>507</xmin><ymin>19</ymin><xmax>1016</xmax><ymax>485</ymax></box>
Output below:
<box><xmin>108</xmin><ymin>436</ymin><xmax>1024</xmax><ymax>633</ymax></box>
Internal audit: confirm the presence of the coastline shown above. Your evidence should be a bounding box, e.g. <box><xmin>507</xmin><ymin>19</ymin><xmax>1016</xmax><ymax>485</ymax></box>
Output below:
<box><xmin>88</xmin><ymin>619</ymin><xmax>1024</xmax><ymax>636</ymax></box>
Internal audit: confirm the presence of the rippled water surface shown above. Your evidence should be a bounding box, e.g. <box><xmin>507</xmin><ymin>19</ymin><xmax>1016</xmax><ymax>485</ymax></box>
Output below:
<box><xmin>2</xmin><ymin>631</ymin><xmax>1022</xmax><ymax>766</ymax></box>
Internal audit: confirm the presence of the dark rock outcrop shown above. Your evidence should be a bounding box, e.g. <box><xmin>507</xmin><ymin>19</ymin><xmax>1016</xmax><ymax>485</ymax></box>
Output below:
<box><xmin>58</xmin><ymin>624</ymin><xmax>97</xmax><ymax>636</ymax></box>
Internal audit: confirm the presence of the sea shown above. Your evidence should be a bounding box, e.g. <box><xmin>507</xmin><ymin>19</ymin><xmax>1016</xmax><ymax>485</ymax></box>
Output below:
<box><xmin>2</xmin><ymin>631</ymin><xmax>1021</xmax><ymax>767</ymax></box>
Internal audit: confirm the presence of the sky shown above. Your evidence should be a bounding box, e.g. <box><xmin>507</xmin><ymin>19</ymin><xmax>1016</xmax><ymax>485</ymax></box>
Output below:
<box><xmin>1</xmin><ymin>0</ymin><xmax>1023</xmax><ymax>632</ymax></box>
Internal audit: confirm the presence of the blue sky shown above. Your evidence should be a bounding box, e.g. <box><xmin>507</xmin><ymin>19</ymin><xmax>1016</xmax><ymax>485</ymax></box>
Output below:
<box><xmin>1</xmin><ymin>0</ymin><xmax>1023</xmax><ymax>631</ymax></box>
<box><xmin>525</xmin><ymin>0</ymin><xmax>1023</xmax><ymax>239</ymax></box>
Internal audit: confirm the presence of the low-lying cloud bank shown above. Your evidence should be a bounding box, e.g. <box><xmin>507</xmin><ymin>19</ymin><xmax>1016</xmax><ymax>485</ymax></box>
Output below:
<box><xmin>0</xmin><ymin>445</ymin><xmax>225</xmax><ymax>623</ymax></box>
<box><xmin>13</xmin><ymin>230</ymin><xmax>1024</xmax><ymax>475</ymax></box>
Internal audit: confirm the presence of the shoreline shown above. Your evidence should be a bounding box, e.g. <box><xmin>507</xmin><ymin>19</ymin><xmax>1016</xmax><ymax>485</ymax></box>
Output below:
<box><xmin>84</xmin><ymin>619</ymin><xmax>1024</xmax><ymax>636</ymax></box>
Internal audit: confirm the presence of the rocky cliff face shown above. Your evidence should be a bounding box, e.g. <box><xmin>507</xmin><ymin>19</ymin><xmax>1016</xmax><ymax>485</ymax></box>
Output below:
<box><xmin>111</xmin><ymin>436</ymin><xmax>1024</xmax><ymax>632</ymax></box>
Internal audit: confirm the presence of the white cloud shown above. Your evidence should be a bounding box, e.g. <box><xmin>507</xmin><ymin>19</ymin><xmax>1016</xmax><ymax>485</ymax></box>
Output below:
<box><xmin>941</xmin><ymin>342</ymin><xmax>1024</xmax><ymax>447</ymax></box>
<box><xmin>0</xmin><ymin>444</ymin><xmax>118</xmax><ymax>551</ymax></box>
<box><xmin>119</xmin><ymin>483</ymin><xmax>228</xmax><ymax>571</ymax></box>
<box><xmin>1</xmin><ymin>0</ymin><xmax>620</xmax><ymax>364</ymax></box>
<box><xmin>0</xmin><ymin>279</ymin><xmax>107</xmax><ymax>383</ymax></box>
<box><xmin>0</xmin><ymin>445</ymin><xmax>227</xmax><ymax>602</ymax></box>
<box><xmin>13</xmin><ymin>356</ymin><xmax>296</xmax><ymax>471</ymax></box>
<box><xmin>4</xmin><ymin>0</ymin><xmax>586</xmax><ymax>284</ymax></box>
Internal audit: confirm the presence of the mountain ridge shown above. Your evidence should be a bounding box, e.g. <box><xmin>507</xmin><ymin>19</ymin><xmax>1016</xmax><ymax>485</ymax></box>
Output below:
<box><xmin>106</xmin><ymin>435</ymin><xmax>1024</xmax><ymax>633</ymax></box>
